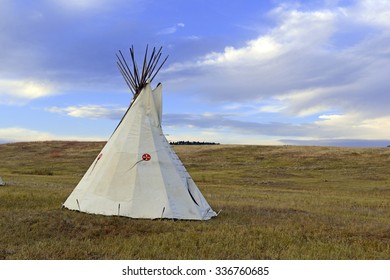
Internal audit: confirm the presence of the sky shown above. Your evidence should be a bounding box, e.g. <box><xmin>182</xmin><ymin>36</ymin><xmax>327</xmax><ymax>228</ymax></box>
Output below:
<box><xmin>1</xmin><ymin>0</ymin><xmax>390</xmax><ymax>147</ymax></box>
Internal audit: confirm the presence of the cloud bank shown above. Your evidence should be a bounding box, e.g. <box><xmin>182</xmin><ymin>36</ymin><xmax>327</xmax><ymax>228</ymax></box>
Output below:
<box><xmin>46</xmin><ymin>105</ymin><xmax>126</xmax><ymax>119</ymax></box>
<box><xmin>0</xmin><ymin>79</ymin><xmax>56</xmax><ymax>104</ymax></box>
<box><xmin>0</xmin><ymin>127</ymin><xmax>104</xmax><ymax>144</ymax></box>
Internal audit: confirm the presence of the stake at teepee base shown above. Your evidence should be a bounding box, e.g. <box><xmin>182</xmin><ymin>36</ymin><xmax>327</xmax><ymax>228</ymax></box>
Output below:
<box><xmin>63</xmin><ymin>46</ymin><xmax>217</xmax><ymax>220</ymax></box>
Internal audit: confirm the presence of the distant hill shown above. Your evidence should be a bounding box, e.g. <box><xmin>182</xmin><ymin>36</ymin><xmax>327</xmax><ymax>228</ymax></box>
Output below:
<box><xmin>170</xmin><ymin>141</ymin><xmax>220</xmax><ymax>145</ymax></box>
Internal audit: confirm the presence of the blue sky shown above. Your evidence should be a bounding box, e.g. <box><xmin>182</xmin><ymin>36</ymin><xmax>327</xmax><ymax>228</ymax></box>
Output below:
<box><xmin>1</xmin><ymin>0</ymin><xmax>390</xmax><ymax>146</ymax></box>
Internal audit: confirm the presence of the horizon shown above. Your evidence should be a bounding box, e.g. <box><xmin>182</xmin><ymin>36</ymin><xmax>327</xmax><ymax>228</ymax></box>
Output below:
<box><xmin>2</xmin><ymin>1</ymin><xmax>390</xmax><ymax>147</ymax></box>
<box><xmin>1</xmin><ymin>139</ymin><xmax>389</xmax><ymax>149</ymax></box>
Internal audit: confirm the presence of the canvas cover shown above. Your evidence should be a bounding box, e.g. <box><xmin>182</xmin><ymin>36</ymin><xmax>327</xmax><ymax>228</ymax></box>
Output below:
<box><xmin>63</xmin><ymin>83</ymin><xmax>216</xmax><ymax>220</ymax></box>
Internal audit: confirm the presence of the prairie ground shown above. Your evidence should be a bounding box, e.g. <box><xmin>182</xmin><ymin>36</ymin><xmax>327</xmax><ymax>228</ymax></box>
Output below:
<box><xmin>0</xmin><ymin>141</ymin><xmax>389</xmax><ymax>259</ymax></box>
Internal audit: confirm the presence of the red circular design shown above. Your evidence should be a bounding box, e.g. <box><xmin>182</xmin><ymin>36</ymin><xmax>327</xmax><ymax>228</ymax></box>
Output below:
<box><xmin>142</xmin><ymin>153</ymin><xmax>151</xmax><ymax>161</ymax></box>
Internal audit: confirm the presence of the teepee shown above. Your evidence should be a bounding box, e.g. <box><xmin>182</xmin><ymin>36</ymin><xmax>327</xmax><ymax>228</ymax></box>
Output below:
<box><xmin>63</xmin><ymin>46</ymin><xmax>216</xmax><ymax>220</ymax></box>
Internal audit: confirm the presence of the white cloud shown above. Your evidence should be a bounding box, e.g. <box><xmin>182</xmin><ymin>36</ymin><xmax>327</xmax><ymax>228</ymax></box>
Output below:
<box><xmin>314</xmin><ymin>113</ymin><xmax>390</xmax><ymax>140</ymax></box>
<box><xmin>54</xmin><ymin>0</ymin><xmax>114</xmax><ymax>11</ymax></box>
<box><xmin>0</xmin><ymin>79</ymin><xmax>56</xmax><ymax>104</ymax></box>
<box><xmin>349</xmin><ymin>0</ymin><xmax>390</xmax><ymax>27</ymax></box>
<box><xmin>185</xmin><ymin>35</ymin><xmax>201</xmax><ymax>41</ymax></box>
<box><xmin>46</xmin><ymin>105</ymin><xmax>126</xmax><ymax>119</ymax></box>
<box><xmin>0</xmin><ymin>127</ymin><xmax>104</xmax><ymax>143</ymax></box>
<box><xmin>318</xmin><ymin>114</ymin><xmax>343</xmax><ymax>120</ymax></box>
<box><xmin>275</xmin><ymin>86</ymin><xmax>341</xmax><ymax>116</ymax></box>
<box><xmin>270</xmin><ymin>8</ymin><xmax>336</xmax><ymax>49</ymax></box>
<box><xmin>157</xmin><ymin>23</ymin><xmax>185</xmax><ymax>35</ymax></box>
<box><xmin>258</xmin><ymin>104</ymin><xmax>286</xmax><ymax>113</ymax></box>
<box><xmin>202</xmin><ymin>36</ymin><xmax>283</xmax><ymax>66</ymax></box>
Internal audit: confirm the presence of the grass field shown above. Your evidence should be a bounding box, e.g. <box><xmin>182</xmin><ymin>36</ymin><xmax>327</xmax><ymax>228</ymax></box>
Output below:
<box><xmin>0</xmin><ymin>141</ymin><xmax>389</xmax><ymax>260</ymax></box>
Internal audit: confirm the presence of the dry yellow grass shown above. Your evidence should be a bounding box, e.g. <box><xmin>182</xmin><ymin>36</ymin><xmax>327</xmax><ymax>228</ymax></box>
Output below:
<box><xmin>0</xmin><ymin>141</ymin><xmax>389</xmax><ymax>259</ymax></box>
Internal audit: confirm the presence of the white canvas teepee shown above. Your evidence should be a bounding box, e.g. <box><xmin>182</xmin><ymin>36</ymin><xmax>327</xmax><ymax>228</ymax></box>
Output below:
<box><xmin>63</xmin><ymin>46</ymin><xmax>216</xmax><ymax>220</ymax></box>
